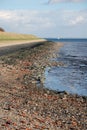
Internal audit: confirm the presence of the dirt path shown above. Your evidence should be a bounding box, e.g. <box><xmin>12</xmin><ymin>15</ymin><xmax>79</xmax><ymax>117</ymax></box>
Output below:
<box><xmin>0</xmin><ymin>39</ymin><xmax>46</xmax><ymax>56</ymax></box>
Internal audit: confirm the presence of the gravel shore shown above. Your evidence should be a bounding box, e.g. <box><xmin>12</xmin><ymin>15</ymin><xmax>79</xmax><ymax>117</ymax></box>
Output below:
<box><xmin>0</xmin><ymin>41</ymin><xmax>87</xmax><ymax>130</ymax></box>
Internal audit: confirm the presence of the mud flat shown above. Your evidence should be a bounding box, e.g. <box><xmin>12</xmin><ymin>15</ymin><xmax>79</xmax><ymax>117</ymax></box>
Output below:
<box><xmin>0</xmin><ymin>41</ymin><xmax>87</xmax><ymax>130</ymax></box>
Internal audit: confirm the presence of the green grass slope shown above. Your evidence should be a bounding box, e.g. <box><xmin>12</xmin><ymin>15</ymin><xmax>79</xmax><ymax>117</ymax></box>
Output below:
<box><xmin>0</xmin><ymin>32</ymin><xmax>41</xmax><ymax>42</ymax></box>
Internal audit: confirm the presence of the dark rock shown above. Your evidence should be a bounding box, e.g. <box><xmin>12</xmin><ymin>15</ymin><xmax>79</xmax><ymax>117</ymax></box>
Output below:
<box><xmin>0</xmin><ymin>27</ymin><xmax>5</xmax><ymax>32</ymax></box>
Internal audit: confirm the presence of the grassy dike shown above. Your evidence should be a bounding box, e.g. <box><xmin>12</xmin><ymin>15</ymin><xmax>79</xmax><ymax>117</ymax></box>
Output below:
<box><xmin>0</xmin><ymin>32</ymin><xmax>43</xmax><ymax>47</ymax></box>
<box><xmin>0</xmin><ymin>32</ymin><xmax>41</xmax><ymax>41</ymax></box>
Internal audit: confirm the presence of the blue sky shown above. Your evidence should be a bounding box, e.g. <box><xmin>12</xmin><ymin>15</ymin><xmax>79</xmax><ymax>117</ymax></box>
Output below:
<box><xmin>0</xmin><ymin>0</ymin><xmax>87</xmax><ymax>38</ymax></box>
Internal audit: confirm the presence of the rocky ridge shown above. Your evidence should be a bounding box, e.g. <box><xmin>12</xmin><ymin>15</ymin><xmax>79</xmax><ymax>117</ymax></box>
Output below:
<box><xmin>0</xmin><ymin>41</ymin><xmax>87</xmax><ymax>130</ymax></box>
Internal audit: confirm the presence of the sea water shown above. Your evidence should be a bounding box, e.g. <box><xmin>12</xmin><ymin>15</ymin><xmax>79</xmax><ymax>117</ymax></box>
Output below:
<box><xmin>44</xmin><ymin>39</ymin><xmax>87</xmax><ymax>96</ymax></box>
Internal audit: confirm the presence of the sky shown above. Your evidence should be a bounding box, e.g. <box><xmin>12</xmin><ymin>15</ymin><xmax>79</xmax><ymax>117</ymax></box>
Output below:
<box><xmin>0</xmin><ymin>0</ymin><xmax>87</xmax><ymax>38</ymax></box>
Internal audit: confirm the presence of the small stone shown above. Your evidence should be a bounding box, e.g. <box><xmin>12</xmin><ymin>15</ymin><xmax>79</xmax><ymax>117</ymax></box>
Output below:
<box><xmin>3</xmin><ymin>102</ymin><xmax>11</xmax><ymax>110</ymax></box>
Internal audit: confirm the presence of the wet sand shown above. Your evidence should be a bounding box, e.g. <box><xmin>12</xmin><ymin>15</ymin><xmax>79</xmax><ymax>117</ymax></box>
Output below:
<box><xmin>0</xmin><ymin>41</ymin><xmax>87</xmax><ymax>130</ymax></box>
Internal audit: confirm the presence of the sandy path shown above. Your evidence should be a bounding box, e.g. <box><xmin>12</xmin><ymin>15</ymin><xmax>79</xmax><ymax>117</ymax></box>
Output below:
<box><xmin>0</xmin><ymin>39</ymin><xmax>46</xmax><ymax>47</ymax></box>
<box><xmin>0</xmin><ymin>39</ymin><xmax>46</xmax><ymax>56</ymax></box>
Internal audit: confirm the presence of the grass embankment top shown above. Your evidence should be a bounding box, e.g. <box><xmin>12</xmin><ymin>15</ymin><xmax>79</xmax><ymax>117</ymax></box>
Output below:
<box><xmin>0</xmin><ymin>32</ymin><xmax>41</xmax><ymax>42</ymax></box>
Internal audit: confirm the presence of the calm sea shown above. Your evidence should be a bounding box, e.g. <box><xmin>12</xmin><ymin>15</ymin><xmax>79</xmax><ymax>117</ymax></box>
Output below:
<box><xmin>44</xmin><ymin>38</ymin><xmax>87</xmax><ymax>96</ymax></box>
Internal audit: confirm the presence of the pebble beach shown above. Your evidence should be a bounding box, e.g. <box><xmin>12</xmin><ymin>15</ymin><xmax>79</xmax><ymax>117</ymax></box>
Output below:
<box><xmin>0</xmin><ymin>41</ymin><xmax>87</xmax><ymax>130</ymax></box>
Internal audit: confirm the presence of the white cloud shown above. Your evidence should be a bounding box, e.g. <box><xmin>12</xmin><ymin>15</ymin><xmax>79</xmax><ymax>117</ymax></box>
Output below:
<box><xmin>63</xmin><ymin>10</ymin><xmax>87</xmax><ymax>26</ymax></box>
<box><xmin>0</xmin><ymin>10</ymin><xmax>55</xmax><ymax>34</ymax></box>
<box><xmin>48</xmin><ymin>0</ymin><xmax>86</xmax><ymax>4</ymax></box>
<box><xmin>0</xmin><ymin>9</ymin><xmax>87</xmax><ymax>37</ymax></box>
<box><xmin>70</xmin><ymin>16</ymin><xmax>84</xmax><ymax>25</ymax></box>
<box><xmin>0</xmin><ymin>11</ymin><xmax>12</xmax><ymax>19</ymax></box>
